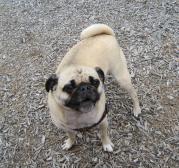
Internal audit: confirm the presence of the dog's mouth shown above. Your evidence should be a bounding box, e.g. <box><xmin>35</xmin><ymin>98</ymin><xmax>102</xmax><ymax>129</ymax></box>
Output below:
<box><xmin>65</xmin><ymin>93</ymin><xmax>99</xmax><ymax>112</ymax></box>
<box><xmin>78</xmin><ymin>99</ymin><xmax>95</xmax><ymax>113</ymax></box>
<box><xmin>80</xmin><ymin>98</ymin><xmax>95</xmax><ymax>106</ymax></box>
<box><xmin>65</xmin><ymin>98</ymin><xmax>96</xmax><ymax>112</ymax></box>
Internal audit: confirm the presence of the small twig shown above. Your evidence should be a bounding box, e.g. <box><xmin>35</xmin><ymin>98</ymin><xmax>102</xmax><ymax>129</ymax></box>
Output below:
<box><xmin>34</xmin><ymin>105</ymin><xmax>45</xmax><ymax>111</ymax></box>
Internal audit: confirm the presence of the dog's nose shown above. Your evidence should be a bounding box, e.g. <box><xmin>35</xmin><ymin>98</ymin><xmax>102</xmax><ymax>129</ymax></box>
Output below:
<box><xmin>79</xmin><ymin>85</ymin><xmax>90</xmax><ymax>93</ymax></box>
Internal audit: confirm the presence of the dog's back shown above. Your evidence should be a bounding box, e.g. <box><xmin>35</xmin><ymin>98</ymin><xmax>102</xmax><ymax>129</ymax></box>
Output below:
<box><xmin>56</xmin><ymin>24</ymin><xmax>119</xmax><ymax>75</ymax></box>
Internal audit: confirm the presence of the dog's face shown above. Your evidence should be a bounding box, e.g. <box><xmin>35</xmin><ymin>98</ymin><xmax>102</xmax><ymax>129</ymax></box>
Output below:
<box><xmin>45</xmin><ymin>66</ymin><xmax>105</xmax><ymax>113</ymax></box>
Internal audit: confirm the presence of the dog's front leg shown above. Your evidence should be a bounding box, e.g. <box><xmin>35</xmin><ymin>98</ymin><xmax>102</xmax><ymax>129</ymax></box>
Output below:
<box><xmin>62</xmin><ymin>131</ymin><xmax>76</xmax><ymax>150</ymax></box>
<box><xmin>99</xmin><ymin>117</ymin><xmax>114</xmax><ymax>152</ymax></box>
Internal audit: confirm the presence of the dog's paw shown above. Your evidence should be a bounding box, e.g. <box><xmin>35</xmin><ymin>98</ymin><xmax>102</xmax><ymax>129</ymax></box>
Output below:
<box><xmin>62</xmin><ymin>139</ymin><xmax>74</xmax><ymax>150</ymax></box>
<box><xmin>103</xmin><ymin>141</ymin><xmax>114</xmax><ymax>152</ymax></box>
<box><xmin>133</xmin><ymin>107</ymin><xmax>141</xmax><ymax>117</ymax></box>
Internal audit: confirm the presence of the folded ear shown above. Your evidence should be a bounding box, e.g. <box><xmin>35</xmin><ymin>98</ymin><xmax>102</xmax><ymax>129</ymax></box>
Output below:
<box><xmin>95</xmin><ymin>67</ymin><xmax>105</xmax><ymax>83</ymax></box>
<box><xmin>45</xmin><ymin>74</ymin><xmax>58</xmax><ymax>92</ymax></box>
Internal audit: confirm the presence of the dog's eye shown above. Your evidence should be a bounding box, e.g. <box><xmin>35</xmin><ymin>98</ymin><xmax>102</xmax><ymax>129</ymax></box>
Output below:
<box><xmin>63</xmin><ymin>85</ymin><xmax>74</xmax><ymax>93</ymax></box>
<box><xmin>89</xmin><ymin>76</ymin><xmax>100</xmax><ymax>88</ymax></box>
<box><xmin>63</xmin><ymin>80</ymin><xmax>76</xmax><ymax>93</ymax></box>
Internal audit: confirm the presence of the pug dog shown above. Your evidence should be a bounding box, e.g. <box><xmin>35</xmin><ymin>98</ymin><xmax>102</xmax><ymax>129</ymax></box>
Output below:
<box><xmin>45</xmin><ymin>24</ymin><xmax>141</xmax><ymax>152</ymax></box>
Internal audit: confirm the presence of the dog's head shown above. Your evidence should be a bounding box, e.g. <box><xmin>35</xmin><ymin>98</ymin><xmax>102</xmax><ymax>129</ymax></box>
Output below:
<box><xmin>45</xmin><ymin>66</ymin><xmax>105</xmax><ymax>113</ymax></box>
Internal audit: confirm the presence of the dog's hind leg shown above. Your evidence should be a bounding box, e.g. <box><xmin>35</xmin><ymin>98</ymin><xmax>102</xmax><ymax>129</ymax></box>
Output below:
<box><xmin>111</xmin><ymin>49</ymin><xmax>141</xmax><ymax>117</ymax></box>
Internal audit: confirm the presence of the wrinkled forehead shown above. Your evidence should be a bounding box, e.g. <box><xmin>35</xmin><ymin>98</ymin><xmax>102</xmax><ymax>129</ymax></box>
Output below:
<box><xmin>59</xmin><ymin>66</ymin><xmax>98</xmax><ymax>86</ymax></box>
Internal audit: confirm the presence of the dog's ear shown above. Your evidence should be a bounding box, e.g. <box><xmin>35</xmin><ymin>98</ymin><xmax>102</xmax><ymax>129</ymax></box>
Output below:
<box><xmin>45</xmin><ymin>74</ymin><xmax>58</xmax><ymax>92</ymax></box>
<box><xmin>95</xmin><ymin>67</ymin><xmax>105</xmax><ymax>83</ymax></box>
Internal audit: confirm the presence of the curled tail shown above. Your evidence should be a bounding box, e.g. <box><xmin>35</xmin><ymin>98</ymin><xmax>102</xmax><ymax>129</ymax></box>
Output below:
<box><xmin>80</xmin><ymin>24</ymin><xmax>115</xmax><ymax>40</ymax></box>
